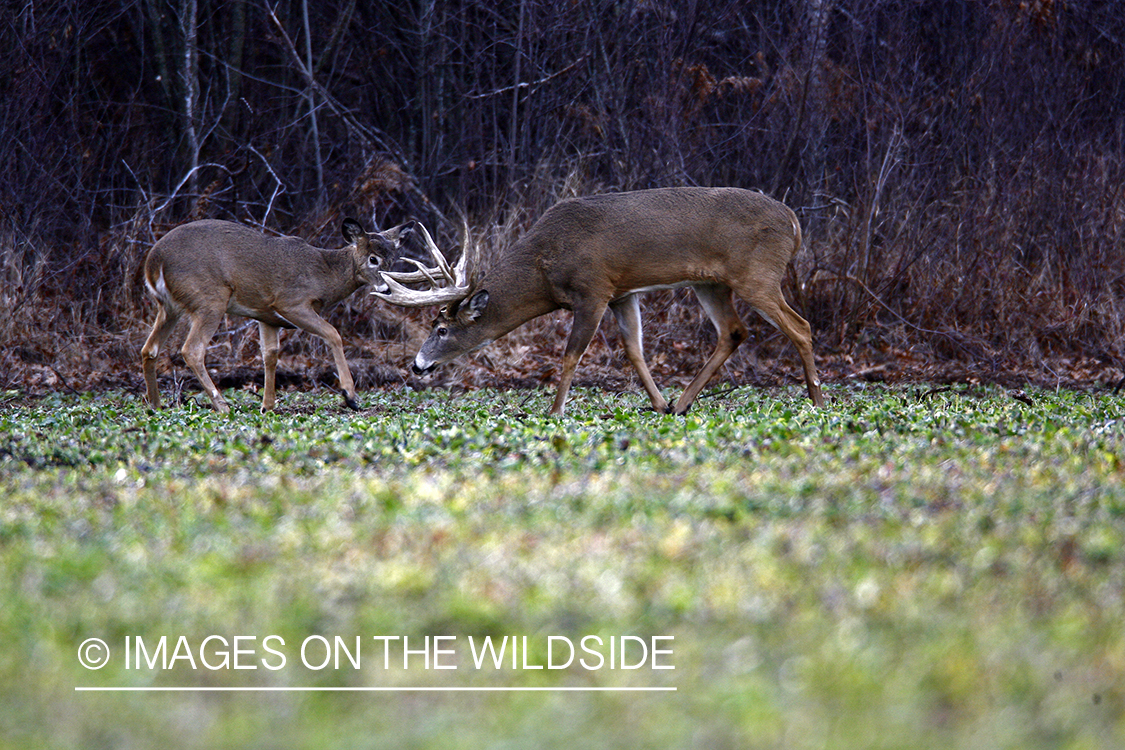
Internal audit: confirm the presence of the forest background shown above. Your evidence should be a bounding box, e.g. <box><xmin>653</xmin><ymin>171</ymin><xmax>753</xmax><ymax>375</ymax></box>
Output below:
<box><xmin>2</xmin><ymin>0</ymin><xmax>1124</xmax><ymax>400</ymax></box>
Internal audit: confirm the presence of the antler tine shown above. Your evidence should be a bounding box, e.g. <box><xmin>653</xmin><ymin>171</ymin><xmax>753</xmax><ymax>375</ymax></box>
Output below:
<box><xmin>451</xmin><ymin>216</ymin><xmax>478</xmax><ymax>287</ymax></box>
<box><xmin>382</xmin><ymin>258</ymin><xmax>440</xmax><ymax>286</ymax></box>
<box><xmin>419</xmin><ymin>221</ymin><xmax>455</xmax><ymax>282</ymax></box>
<box><xmin>371</xmin><ymin>273</ymin><xmax>471</xmax><ymax>308</ymax></box>
<box><xmin>381</xmin><ymin>222</ymin><xmax>456</xmax><ymax>286</ymax></box>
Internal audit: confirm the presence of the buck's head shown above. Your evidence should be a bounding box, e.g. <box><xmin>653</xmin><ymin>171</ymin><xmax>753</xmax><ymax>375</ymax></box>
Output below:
<box><xmin>372</xmin><ymin>221</ymin><xmax>495</xmax><ymax>373</ymax></box>
<box><xmin>341</xmin><ymin>218</ymin><xmax>414</xmax><ymax>293</ymax></box>
<box><xmin>412</xmin><ymin>290</ymin><xmax>492</xmax><ymax>374</ymax></box>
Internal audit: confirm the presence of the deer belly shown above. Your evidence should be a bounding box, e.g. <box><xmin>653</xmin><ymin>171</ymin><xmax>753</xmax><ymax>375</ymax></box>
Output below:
<box><xmin>226</xmin><ymin>299</ymin><xmax>297</xmax><ymax>329</ymax></box>
<box><xmin>614</xmin><ymin>280</ymin><xmax>695</xmax><ymax>299</ymax></box>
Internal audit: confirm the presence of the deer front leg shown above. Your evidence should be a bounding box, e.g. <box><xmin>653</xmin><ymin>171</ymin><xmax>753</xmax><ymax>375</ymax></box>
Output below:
<box><xmin>258</xmin><ymin>322</ymin><xmax>281</xmax><ymax>412</ymax></box>
<box><xmin>276</xmin><ymin>305</ymin><xmax>360</xmax><ymax>411</ymax></box>
<box><xmin>609</xmin><ymin>294</ymin><xmax>669</xmax><ymax>413</ymax></box>
<box><xmin>550</xmin><ymin>301</ymin><xmax>609</xmax><ymax>416</ymax></box>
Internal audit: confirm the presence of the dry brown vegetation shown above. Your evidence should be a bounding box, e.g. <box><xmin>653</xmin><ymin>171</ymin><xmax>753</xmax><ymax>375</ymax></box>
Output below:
<box><xmin>2</xmin><ymin>1</ymin><xmax>1124</xmax><ymax>402</ymax></box>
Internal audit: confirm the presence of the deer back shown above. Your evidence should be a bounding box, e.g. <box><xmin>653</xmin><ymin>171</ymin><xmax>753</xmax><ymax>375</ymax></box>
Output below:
<box><xmin>512</xmin><ymin>188</ymin><xmax>800</xmax><ymax>305</ymax></box>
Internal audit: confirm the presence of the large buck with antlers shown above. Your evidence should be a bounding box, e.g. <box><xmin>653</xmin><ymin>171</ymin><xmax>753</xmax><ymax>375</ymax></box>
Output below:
<box><xmin>376</xmin><ymin>187</ymin><xmax>824</xmax><ymax>415</ymax></box>
<box><xmin>141</xmin><ymin>218</ymin><xmax>412</xmax><ymax>413</ymax></box>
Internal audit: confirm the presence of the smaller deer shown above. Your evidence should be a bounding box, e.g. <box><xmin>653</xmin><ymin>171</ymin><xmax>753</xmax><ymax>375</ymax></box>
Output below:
<box><xmin>375</xmin><ymin>188</ymin><xmax>823</xmax><ymax>415</ymax></box>
<box><xmin>141</xmin><ymin>218</ymin><xmax>412</xmax><ymax>413</ymax></box>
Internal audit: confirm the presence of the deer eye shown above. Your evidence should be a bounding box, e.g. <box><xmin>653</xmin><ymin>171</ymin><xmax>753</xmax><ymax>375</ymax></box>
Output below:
<box><xmin>436</xmin><ymin>326</ymin><xmax>448</xmax><ymax>337</ymax></box>
<box><xmin>367</xmin><ymin>255</ymin><xmax>380</xmax><ymax>267</ymax></box>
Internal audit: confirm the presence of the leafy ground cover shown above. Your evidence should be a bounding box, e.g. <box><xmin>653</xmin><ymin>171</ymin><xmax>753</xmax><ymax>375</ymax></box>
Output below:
<box><xmin>1</xmin><ymin>383</ymin><xmax>1123</xmax><ymax>749</ymax></box>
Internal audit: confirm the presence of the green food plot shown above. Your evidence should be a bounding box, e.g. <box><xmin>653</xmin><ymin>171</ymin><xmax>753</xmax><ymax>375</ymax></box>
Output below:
<box><xmin>1</xmin><ymin>384</ymin><xmax>1122</xmax><ymax>748</ymax></box>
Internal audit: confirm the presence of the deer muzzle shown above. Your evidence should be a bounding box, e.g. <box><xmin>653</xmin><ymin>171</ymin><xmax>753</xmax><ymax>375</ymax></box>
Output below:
<box><xmin>412</xmin><ymin>352</ymin><xmax>436</xmax><ymax>375</ymax></box>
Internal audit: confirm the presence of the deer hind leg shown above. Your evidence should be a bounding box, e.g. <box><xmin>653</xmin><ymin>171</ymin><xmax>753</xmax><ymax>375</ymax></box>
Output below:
<box><xmin>274</xmin><ymin>305</ymin><xmax>359</xmax><ymax>411</ymax></box>
<box><xmin>609</xmin><ymin>294</ymin><xmax>669</xmax><ymax>413</ymax></box>
<box><xmin>550</xmin><ymin>300</ymin><xmax>609</xmax><ymax>415</ymax></box>
<box><xmin>140</xmin><ymin>304</ymin><xmax>181</xmax><ymax>408</ymax></box>
<box><xmin>740</xmin><ymin>286</ymin><xmax>824</xmax><ymax>408</ymax></box>
<box><xmin>181</xmin><ymin>308</ymin><xmax>230</xmax><ymax>413</ymax></box>
<box><xmin>672</xmin><ymin>284</ymin><xmax>748</xmax><ymax>416</ymax></box>
<box><xmin>258</xmin><ymin>322</ymin><xmax>281</xmax><ymax>412</ymax></box>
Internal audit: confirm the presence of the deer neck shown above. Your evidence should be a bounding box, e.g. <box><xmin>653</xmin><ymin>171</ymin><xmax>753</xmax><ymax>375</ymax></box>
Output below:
<box><xmin>476</xmin><ymin>252</ymin><xmax>558</xmax><ymax>338</ymax></box>
<box><xmin>318</xmin><ymin>247</ymin><xmax>364</xmax><ymax>302</ymax></box>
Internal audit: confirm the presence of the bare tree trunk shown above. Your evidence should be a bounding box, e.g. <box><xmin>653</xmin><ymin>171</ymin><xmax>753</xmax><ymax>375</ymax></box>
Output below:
<box><xmin>417</xmin><ymin>0</ymin><xmax>435</xmax><ymax>175</ymax></box>
<box><xmin>508</xmin><ymin>0</ymin><xmax>527</xmax><ymax>183</ymax></box>
<box><xmin>144</xmin><ymin>0</ymin><xmax>172</xmax><ymax>112</ymax></box>
<box><xmin>223</xmin><ymin>0</ymin><xmax>246</xmax><ymax>215</ymax></box>
<box><xmin>180</xmin><ymin>0</ymin><xmax>200</xmax><ymax>196</ymax></box>
<box><xmin>302</xmin><ymin>0</ymin><xmax>324</xmax><ymax>209</ymax></box>
<box><xmin>222</xmin><ymin>1</ymin><xmax>246</xmax><ymax>134</ymax></box>
<box><xmin>803</xmin><ymin>0</ymin><xmax>831</xmax><ymax>196</ymax></box>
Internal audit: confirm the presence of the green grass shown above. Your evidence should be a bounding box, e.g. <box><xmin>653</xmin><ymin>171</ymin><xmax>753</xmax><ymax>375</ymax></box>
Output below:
<box><xmin>1</xmin><ymin>382</ymin><xmax>1123</xmax><ymax>749</ymax></box>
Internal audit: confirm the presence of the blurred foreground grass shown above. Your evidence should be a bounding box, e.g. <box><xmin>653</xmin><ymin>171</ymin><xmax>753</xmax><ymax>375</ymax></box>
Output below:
<box><xmin>1</xmin><ymin>383</ymin><xmax>1123</xmax><ymax>748</ymax></box>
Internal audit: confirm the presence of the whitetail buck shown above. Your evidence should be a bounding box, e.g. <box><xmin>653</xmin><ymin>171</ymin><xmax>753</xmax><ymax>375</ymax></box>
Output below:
<box><xmin>141</xmin><ymin>218</ymin><xmax>412</xmax><ymax>413</ymax></box>
<box><xmin>376</xmin><ymin>187</ymin><xmax>824</xmax><ymax>415</ymax></box>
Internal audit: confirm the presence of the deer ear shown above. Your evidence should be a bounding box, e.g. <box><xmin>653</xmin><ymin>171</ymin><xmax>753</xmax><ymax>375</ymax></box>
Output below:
<box><xmin>341</xmin><ymin>218</ymin><xmax>364</xmax><ymax>244</ymax></box>
<box><xmin>467</xmin><ymin>289</ymin><xmax>489</xmax><ymax>319</ymax></box>
<box><xmin>383</xmin><ymin>220</ymin><xmax>415</xmax><ymax>245</ymax></box>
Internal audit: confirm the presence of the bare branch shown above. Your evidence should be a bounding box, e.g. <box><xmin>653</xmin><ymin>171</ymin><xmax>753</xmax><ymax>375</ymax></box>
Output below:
<box><xmin>464</xmin><ymin>56</ymin><xmax>589</xmax><ymax>101</ymax></box>
<box><xmin>265</xmin><ymin>4</ymin><xmax>404</xmax><ymax>161</ymax></box>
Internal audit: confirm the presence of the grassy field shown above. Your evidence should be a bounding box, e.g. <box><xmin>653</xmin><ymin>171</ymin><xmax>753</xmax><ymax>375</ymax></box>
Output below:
<box><xmin>1</xmin><ymin>382</ymin><xmax>1123</xmax><ymax>749</ymax></box>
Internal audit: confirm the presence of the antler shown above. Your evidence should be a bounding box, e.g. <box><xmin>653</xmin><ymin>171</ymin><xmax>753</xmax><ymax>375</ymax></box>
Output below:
<box><xmin>372</xmin><ymin>221</ymin><xmax>476</xmax><ymax>307</ymax></box>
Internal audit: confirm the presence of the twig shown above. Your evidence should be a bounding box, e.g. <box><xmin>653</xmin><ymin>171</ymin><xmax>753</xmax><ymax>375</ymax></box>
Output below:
<box><xmin>151</xmin><ymin>162</ymin><xmax>232</xmax><ymax>216</ymax></box>
<box><xmin>465</xmin><ymin>56</ymin><xmax>589</xmax><ymax>100</ymax></box>
<box><xmin>848</xmin><ymin>363</ymin><xmax>890</xmax><ymax>380</ymax></box>
<box><xmin>698</xmin><ymin>385</ymin><xmax>740</xmax><ymax>400</ymax></box>
<box><xmin>49</xmin><ymin>365</ymin><xmax>78</xmax><ymax>394</ymax></box>
<box><xmin>517</xmin><ymin>389</ymin><xmax>538</xmax><ymax>410</ymax></box>
<box><xmin>245</xmin><ymin>145</ymin><xmax>286</xmax><ymax>227</ymax></box>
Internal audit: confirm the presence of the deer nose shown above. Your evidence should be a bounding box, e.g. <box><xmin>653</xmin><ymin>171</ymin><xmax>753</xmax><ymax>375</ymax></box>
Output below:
<box><xmin>412</xmin><ymin>353</ymin><xmax>436</xmax><ymax>375</ymax></box>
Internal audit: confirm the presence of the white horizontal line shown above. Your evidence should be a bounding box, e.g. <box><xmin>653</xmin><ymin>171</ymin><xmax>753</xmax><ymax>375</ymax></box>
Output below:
<box><xmin>76</xmin><ymin>686</ymin><xmax>676</xmax><ymax>692</ymax></box>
